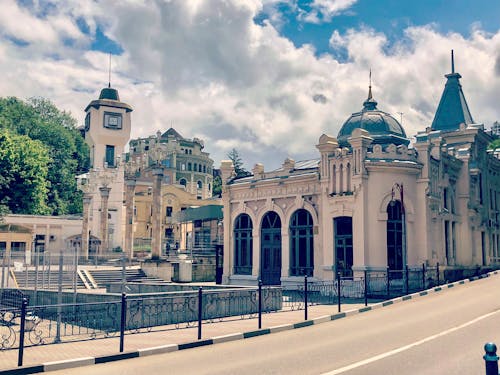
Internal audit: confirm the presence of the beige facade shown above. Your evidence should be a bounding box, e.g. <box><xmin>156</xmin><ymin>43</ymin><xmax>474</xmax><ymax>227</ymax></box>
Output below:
<box><xmin>221</xmin><ymin>63</ymin><xmax>500</xmax><ymax>286</ymax></box>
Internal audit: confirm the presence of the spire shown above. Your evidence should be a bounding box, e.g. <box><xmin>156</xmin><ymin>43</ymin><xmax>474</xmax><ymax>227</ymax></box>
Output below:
<box><xmin>108</xmin><ymin>53</ymin><xmax>112</xmax><ymax>88</ymax></box>
<box><xmin>451</xmin><ymin>49</ymin><xmax>455</xmax><ymax>74</ymax></box>
<box><xmin>431</xmin><ymin>50</ymin><xmax>474</xmax><ymax>131</ymax></box>
<box><xmin>363</xmin><ymin>69</ymin><xmax>378</xmax><ymax>111</ymax></box>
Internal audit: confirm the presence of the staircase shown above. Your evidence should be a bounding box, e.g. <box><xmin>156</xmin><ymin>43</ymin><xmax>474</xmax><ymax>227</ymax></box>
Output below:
<box><xmin>12</xmin><ymin>270</ymin><xmax>86</xmax><ymax>290</ymax></box>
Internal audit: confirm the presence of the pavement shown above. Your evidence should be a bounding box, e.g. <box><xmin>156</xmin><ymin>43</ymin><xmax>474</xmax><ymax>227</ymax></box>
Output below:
<box><xmin>0</xmin><ymin>271</ymin><xmax>497</xmax><ymax>375</ymax></box>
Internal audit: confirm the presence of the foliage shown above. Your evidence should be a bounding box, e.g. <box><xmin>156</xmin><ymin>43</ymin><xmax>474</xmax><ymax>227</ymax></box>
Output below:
<box><xmin>0</xmin><ymin>130</ymin><xmax>51</xmax><ymax>214</ymax></box>
<box><xmin>212</xmin><ymin>175</ymin><xmax>222</xmax><ymax>197</ymax></box>
<box><xmin>226</xmin><ymin>148</ymin><xmax>250</xmax><ymax>178</ymax></box>
<box><xmin>0</xmin><ymin>97</ymin><xmax>89</xmax><ymax>215</ymax></box>
<box><xmin>488</xmin><ymin>139</ymin><xmax>500</xmax><ymax>151</ymax></box>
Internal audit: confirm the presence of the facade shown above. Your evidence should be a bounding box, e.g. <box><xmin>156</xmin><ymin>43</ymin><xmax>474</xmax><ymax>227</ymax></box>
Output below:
<box><xmin>221</xmin><ymin>59</ymin><xmax>500</xmax><ymax>286</ymax></box>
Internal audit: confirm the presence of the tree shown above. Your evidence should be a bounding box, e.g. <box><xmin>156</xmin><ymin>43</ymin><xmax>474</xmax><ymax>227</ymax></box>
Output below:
<box><xmin>212</xmin><ymin>175</ymin><xmax>222</xmax><ymax>197</ymax></box>
<box><xmin>0</xmin><ymin>130</ymin><xmax>51</xmax><ymax>214</ymax></box>
<box><xmin>0</xmin><ymin>97</ymin><xmax>89</xmax><ymax>215</ymax></box>
<box><xmin>226</xmin><ymin>148</ymin><xmax>250</xmax><ymax>177</ymax></box>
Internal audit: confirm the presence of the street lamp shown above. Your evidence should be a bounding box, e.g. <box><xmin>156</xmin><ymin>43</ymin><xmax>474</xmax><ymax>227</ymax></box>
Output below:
<box><xmin>391</xmin><ymin>183</ymin><xmax>407</xmax><ymax>282</ymax></box>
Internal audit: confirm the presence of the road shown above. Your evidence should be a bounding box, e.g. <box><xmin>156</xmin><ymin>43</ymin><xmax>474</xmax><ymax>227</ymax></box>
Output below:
<box><xmin>52</xmin><ymin>274</ymin><xmax>500</xmax><ymax>375</ymax></box>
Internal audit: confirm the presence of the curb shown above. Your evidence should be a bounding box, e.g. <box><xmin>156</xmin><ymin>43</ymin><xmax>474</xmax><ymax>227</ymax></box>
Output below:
<box><xmin>3</xmin><ymin>270</ymin><xmax>498</xmax><ymax>374</ymax></box>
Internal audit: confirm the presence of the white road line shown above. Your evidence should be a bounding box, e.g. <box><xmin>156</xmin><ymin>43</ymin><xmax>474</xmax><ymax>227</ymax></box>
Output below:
<box><xmin>321</xmin><ymin>309</ymin><xmax>500</xmax><ymax>375</ymax></box>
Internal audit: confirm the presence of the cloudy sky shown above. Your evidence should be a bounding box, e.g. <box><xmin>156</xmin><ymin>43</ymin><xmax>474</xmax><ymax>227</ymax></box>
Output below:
<box><xmin>1</xmin><ymin>0</ymin><xmax>500</xmax><ymax>170</ymax></box>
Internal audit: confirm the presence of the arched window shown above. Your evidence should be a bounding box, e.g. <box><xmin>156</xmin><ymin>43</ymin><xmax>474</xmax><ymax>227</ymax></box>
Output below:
<box><xmin>387</xmin><ymin>201</ymin><xmax>403</xmax><ymax>273</ymax></box>
<box><xmin>179</xmin><ymin>178</ymin><xmax>187</xmax><ymax>187</ymax></box>
<box><xmin>203</xmin><ymin>165</ymin><xmax>206</xmax><ymax>173</ymax></box>
<box><xmin>188</xmin><ymin>163</ymin><xmax>192</xmax><ymax>171</ymax></box>
<box><xmin>234</xmin><ymin>214</ymin><xmax>253</xmax><ymax>275</ymax></box>
<box><xmin>197</xmin><ymin>181</ymin><xmax>202</xmax><ymax>189</ymax></box>
<box><xmin>194</xmin><ymin>163</ymin><xmax>197</xmax><ymax>172</ymax></box>
<box><xmin>289</xmin><ymin>209</ymin><xmax>314</xmax><ymax>276</ymax></box>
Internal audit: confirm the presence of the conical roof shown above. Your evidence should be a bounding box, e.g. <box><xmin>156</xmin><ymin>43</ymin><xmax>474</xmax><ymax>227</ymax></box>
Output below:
<box><xmin>431</xmin><ymin>52</ymin><xmax>474</xmax><ymax>131</ymax></box>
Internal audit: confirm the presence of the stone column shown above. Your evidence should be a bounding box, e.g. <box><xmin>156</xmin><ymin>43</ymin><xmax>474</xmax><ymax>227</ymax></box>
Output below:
<box><xmin>99</xmin><ymin>186</ymin><xmax>111</xmax><ymax>255</ymax></box>
<box><xmin>81</xmin><ymin>194</ymin><xmax>92</xmax><ymax>259</ymax></box>
<box><xmin>151</xmin><ymin>168</ymin><xmax>163</xmax><ymax>260</ymax></box>
<box><xmin>124</xmin><ymin>179</ymin><xmax>136</xmax><ymax>260</ymax></box>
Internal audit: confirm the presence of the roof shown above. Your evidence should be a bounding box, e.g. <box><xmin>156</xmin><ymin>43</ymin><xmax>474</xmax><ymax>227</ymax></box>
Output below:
<box><xmin>162</xmin><ymin>128</ymin><xmax>184</xmax><ymax>139</ymax></box>
<box><xmin>431</xmin><ymin>52</ymin><xmax>474</xmax><ymax>131</ymax></box>
<box><xmin>84</xmin><ymin>86</ymin><xmax>133</xmax><ymax>113</ymax></box>
<box><xmin>176</xmin><ymin>204</ymin><xmax>223</xmax><ymax>222</ymax></box>
<box><xmin>337</xmin><ymin>87</ymin><xmax>408</xmax><ymax>147</ymax></box>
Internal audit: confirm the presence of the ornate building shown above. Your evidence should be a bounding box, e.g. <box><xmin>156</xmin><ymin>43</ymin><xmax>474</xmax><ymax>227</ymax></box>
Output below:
<box><xmin>221</xmin><ymin>55</ymin><xmax>500</xmax><ymax>286</ymax></box>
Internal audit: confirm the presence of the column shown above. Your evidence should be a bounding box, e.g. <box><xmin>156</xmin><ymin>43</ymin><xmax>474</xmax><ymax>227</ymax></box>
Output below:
<box><xmin>81</xmin><ymin>194</ymin><xmax>92</xmax><ymax>259</ymax></box>
<box><xmin>151</xmin><ymin>168</ymin><xmax>163</xmax><ymax>260</ymax></box>
<box><xmin>99</xmin><ymin>186</ymin><xmax>111</xmax><ymax>255</ymax></box>
<box><xmin>124</xmin><ymin>179</ymin><xmax>136</xmax><ymax>260</ymax></box>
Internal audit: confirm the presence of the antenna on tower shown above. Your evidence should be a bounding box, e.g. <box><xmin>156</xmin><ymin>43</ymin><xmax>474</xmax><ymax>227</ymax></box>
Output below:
<box><xmin>368</xmin><ymin>68</ymin><xmax>373</xmax><ymax>99</ymax></box>
<box><xmin>451</xmin><ymin>49</ymin><xmax>455</xmax><ymax>74</ymax></box>
<box><xmin>108</xmin><ymin>53</ymin><xmax>112</xmax><ymax>88</ymax></box>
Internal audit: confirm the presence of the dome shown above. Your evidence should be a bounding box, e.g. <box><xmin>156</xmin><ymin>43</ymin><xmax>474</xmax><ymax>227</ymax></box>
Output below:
<box><xmin>337</xmin><ymin>87</ymin><xmax>408</xmax><ymax>147</ymax></box>
<box><xmin>99</xmin><ymin>86</ymin><xmax>120</xmax><ymax>101</ymax></box>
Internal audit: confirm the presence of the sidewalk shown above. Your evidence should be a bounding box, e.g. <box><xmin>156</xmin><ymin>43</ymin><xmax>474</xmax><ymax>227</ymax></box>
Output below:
<box><xmin>0</xmin><ymin>302</ymin><xmax>367</xmax><ymax>371</ymax></box>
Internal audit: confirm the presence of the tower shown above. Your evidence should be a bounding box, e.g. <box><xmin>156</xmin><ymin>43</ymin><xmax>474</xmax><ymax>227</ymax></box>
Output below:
<box><xmin>83</xmin><ymin>85</ymin><xmax>132</xmax><ymax>254</ymax></box>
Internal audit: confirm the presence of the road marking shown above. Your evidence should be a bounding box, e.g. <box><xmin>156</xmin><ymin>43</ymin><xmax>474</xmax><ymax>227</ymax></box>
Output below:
<box><xmin>321</xmin><ymin>309</ymin><xmax>500</xmax><ymax>375</ymax></box>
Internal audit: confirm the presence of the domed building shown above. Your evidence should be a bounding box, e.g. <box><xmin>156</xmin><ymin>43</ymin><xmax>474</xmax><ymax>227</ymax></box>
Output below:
<box><xmin>220</xmin><ymin>55</ymin><xmax>500</xmax><ymax>288</ymax></box>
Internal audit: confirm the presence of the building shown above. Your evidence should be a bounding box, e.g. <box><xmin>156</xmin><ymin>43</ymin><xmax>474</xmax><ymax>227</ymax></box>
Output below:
<box><xmin>220</xmin><ymin>55</ymin><xmax>500</xmax><ymax>286</ymax></box>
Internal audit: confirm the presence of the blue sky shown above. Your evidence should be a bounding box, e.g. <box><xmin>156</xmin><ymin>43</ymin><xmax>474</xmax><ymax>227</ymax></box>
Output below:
<box><xmin>1</xmin><ymin>0</ymin><xmax>499</xmax><ymax>169</ymax></box>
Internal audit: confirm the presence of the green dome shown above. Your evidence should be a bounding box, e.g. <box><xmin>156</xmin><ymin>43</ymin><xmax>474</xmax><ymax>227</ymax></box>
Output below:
<box><xmin>99</xmin><ymin>87</ymin><xmax>120</xmax><ymax>101</ymax></box>
<box><xmin>337</xmin><ymin>88</ymin><xmax>408</xmax><ymax>147</ymax></box>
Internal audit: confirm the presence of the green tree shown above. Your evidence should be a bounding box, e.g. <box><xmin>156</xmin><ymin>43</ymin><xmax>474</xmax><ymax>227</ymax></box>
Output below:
<box><xmin>0</xmin><ymin>130</ymin><xmax>51</xmax><ymax>214</ymax></box>
<box><xmin>488</xmin><ymin>139</ymin><xmax>500</xmax><ymax>151</ymax></box>
<box><xmin>0</xmin><ymin>97</ymin><xmax>89</xmax><ymax>215</ymax></box>
<box><xmin>226</xmin><ymin>148</ymin><xmax>249</xmax><ymax>177</ymax></box>
<box><xmin>212</xmin><ymin>175</ymin><xmax>222</xmax><ymax>197</ymax></box>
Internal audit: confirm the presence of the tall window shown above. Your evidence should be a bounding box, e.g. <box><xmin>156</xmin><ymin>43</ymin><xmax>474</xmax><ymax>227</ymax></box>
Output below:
<box><xmin>105</xmin><ymin>145</ymin><xmax>115</xmax><ymax>167</ymax></box>
<box><xmin>234</xmin><ymin>214</ymin><xmax>253</xmax><ymax>275</ymax></box>
<box><xmin>334</xmin><ymin>217</ymin><xmax>353</xmax><ymax>277</ymax></box>
<box><xmin>289</xmin><ymin>209</ymin><xmax>314</xmax><ymax>276</ymax></box>
<box><xmin>387</xmin><ymin>201</ymin><xmax>403</xmax><ymax>271</ymax></box>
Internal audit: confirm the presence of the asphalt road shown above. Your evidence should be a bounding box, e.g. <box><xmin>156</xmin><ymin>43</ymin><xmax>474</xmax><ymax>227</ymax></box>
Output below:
<box><xmin>52</xmin><ymin>274</ymin><xmax>500</xmax><ymax>375</ymax></box>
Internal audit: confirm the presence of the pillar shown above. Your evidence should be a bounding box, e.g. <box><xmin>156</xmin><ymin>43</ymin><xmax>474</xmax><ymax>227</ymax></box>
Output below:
<box><xmin>99</xmin><ymin>186</ymin><xmax>111</xmax><ymax>255</ymax></box>
<box><xmin>151</xmin><ymin>168</ymin><xmax>163</xmax><ymax>260</ymax></box>
<box><xmin>124</xmin><ymin>179</ymin><xmax>136</xmax><ymax>259</ymax></box>
<box><xmin>81</xmin><ymin>194</ymin><xmax>92</xmax><ymax>259</ymax></box>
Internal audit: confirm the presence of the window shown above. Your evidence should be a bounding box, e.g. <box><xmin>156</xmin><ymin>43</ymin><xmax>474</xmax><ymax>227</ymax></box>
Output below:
<box><xmin>180</xmin><ymin>178</ymin><xmax>187</xmax><ymax>187</ymax></box>
<box><xmin>289</xmin><ymin>210</ymin><xmax>314</xmax><ymax>276</ymax></box>
<box><xmin>387</xmin><ymin>201</ymin><xmax>403</xmax><ymax>273</ymax></box>
<box><xmin>234</xmin><ymin>214</ymin><xmax>253</xmax><ymax>275</ymax></box>
<box><xmin>198</xmin><ymin>165</ymin><xmax>202</xmax><ymax>172</ymax></box>
<box><xmin>335</xmin><ymin>217</ymin><xmax>353</xmax><ymax>277</ymax></box>
<box><xmin>105</xmin><ymin>145</ymin><xmax>115</xmax><ymax>167</ymax></box>
<box><xmin>103</xmin><ymin>112</ymin><xmax>123</xmax><ymax>129</ymax></box>
<box><xmin>166</xmin><ymin>206</ymin><xmax>173</xmax><ymax>217</ymax></box>
<box><xmin>197</xmin><ymin>181</ymin><xmax>203</xmax><ymax>189</ymax></box>
<box><xmin>194</xmin><ymin>163</ymin><xmax>197</xmax><ymax>172</ymax></box>
<box><xmin>84</xmin><ymin>112</ymin><xmax>90</xmax><ymax>131</ymax></box>
<box><xmin>188</xmin><ymin>163</ymin><xmax>192</xmax><ymax>171</ymax></box>
<box><xmin>203</xmin><ymin>165</ymin><xmax>206</xmax><ymax>173</ymax></box>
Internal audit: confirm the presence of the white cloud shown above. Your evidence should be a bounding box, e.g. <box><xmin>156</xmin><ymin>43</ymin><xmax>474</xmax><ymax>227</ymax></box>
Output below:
<box><xmin>0</xmin><ymin>0</ymin><xmax>499</xmax><ymax>172</ymax></box>
<box><xmin>300</xmin><ymin>0</ymin><xmax>357</xmax><ymax>24</ymax></box>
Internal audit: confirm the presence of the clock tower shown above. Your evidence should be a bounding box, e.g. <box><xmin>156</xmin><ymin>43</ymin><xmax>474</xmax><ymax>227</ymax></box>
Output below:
<box><xmin>83</xmin><ymin>85</ymin><xmax>133</xmax><ymax>254</ymax></box>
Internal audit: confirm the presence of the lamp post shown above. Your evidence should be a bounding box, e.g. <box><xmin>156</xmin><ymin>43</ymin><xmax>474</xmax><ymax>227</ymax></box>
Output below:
<box><xmin>391</xmin><ymin>183</ymin><xmax>407</xmax><ymax>285</ymax></box>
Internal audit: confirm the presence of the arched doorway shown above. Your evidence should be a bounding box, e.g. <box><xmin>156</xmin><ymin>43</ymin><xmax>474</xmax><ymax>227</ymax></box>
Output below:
<box><xmin>334</xmin><ymin>217</ymin><xmax>353</xmax><ymax>277</ymax></box>
<box><xmin>260</xmin><ymin>211</ymin><xmax>281</xmax><ymax>285</ymax></box>
<box><xmin>387</xmin><ymin>201</ymin><xmax>403</xmax><ymax>273</ymax></box>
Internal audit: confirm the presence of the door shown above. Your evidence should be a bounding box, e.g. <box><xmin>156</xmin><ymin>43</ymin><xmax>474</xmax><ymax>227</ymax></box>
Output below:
<box><xmin>334</xmin><ymin>217</ymin><xmax>353</xmax><ymax>277</ymax></box>
<box><xmin>260</xmin><ymin>212</ymin><xmax>282</xmax><ymax>285</ymax></box>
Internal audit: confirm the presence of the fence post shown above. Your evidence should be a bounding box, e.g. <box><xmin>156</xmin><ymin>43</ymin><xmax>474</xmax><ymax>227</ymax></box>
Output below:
<box><xmin>386</xmin><ymin>267</ymin><xmax>390</xmax><ymax>299</ymax></box>
<box><xmin>17</xmin><ymin>298</ymin><xmax>28</xmax><ymax>367</ymax></box>
<box><xmin>437</xmin><ymin>262</ymin><xmax>440</xmax><ymax>286</ymax></box>
<box><xmin>197</xmin><ymin>287</ymin><xmax>202</xmax><ymax>340</ymax></box>
<box><xmin>258</xmin><ymin>280</ymin><xmax>262</xmax><ymax>329</ymax></box>
<box><xmin>405</xmin><ymin>265</ymin><xmax>409</xmax><ymax>295</ymax></box>
<box><xmin>364</xmin><ymin>270</ymin><xmax>368</xmax><ymax>306</ymax></box>
<box><xmin>55</xmin><ymin>251</ymin><xmax>63</xmax><ymax>343</ymax></box>
<box><xmin>422</xmin><ymin>263</ymin><xmax>426</xmax><ymax>290</ymax></box>
<box><xmin>483</xmin><ymin>342</ymin><xmax>499</xmax><ymax>375</ymax></box>
<box><xmin>304</xmin><ymin>275</ymin><xmax>308</xmax><ymax>321</ymax></box>
<box><xmin>337</xmin><ymin>272</ymin><xmax>341</xmax><ymax>313</ymax></box>
<box><xmin>119</xmin><ymin>293</ymin><xmax>127</xmax><ymax>353</ymax></box>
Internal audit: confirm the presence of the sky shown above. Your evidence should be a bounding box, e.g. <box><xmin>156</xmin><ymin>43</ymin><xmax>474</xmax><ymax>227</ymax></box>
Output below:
<box><xmin>1</xmin><ymin>0</ymin><xmax>500</xmax><ymax>171</ymax></box>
